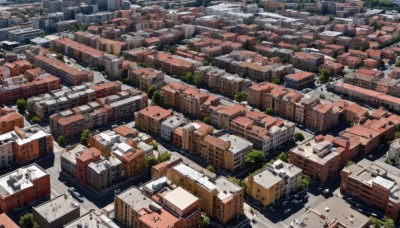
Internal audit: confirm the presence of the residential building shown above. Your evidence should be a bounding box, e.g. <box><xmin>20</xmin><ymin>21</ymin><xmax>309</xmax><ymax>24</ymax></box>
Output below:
<box><xmin>151</xmin><ymin>157</ymin><xmax>182</xmax><ymax>180</ymax></box>
<box><xmin>247</xmin><ymin>159</ymin><xmax>302</xmax><ymax>206</ymax></box>
<box><xmin>28</xmin><ymin>51</ymin><xmax>94</xmax><ymax>86</ymax></box>
<box><xmin>0</xmin><ymin>164</ymin><xmax>50</xmax><ymax>213</ymax></box>
<box><xmin>289</xmin><ymin>139</ymin><xmax>341</xmax><ymax>183</ymax></box>
<box><xmin>7</xmin><ymin>28</ymin><xmax>45</xmax><ymax>43</ymax></box>
<box><xmin>86</xmin><ymin>156</ymin><xmax>122</xmax><ymax>191</ymax></box>
<box><xmin>135</xmin><ymin>106</ymin><xmax>173</xmax><ymax>135</ymax></box>
<box><xmin>32</xmin><ymin>194</ymin><xmax>80</xmax><ymax>228</ymax></box>
<box><xmin>112</xmin><ymin>142</ymin><xmax>146</xmax><ymax>179</ymax></box>
<box><xmin>115</xmin><ymin>187</ymin><xmax>181</xmax><ymax>228</ymax></box>
<box><xmin>284</xmin><ymin>71</ymin><xmax>316</xmax><ymax>90</ymax></box>
<box><xmin>341</xmin><ymin>159</ymin><xmax>400</xmax><ymax>221</ymax></box>
<box><xmin>179</xmin><ymin>121</ymin><xmax>214</xmax><ymax>155</ymax></box>
<box><xmin>64</xmin><ymin>210</ymin><xmax>119</xmax><ymax>228</ymax></box>
<box><xmin>167</xmin><ymin>163</ymin><xmax>244</xmax><ymax>224</ymax></box>
<box><xmin>160</xmin><ymin>114</ymin><xmax>187</xmax><ymax>141</ymax></box>
<box><xmin>0</xmin><ymin>110</ymin><xmax>24</xmax><ymax>134</ymax></box>
<box><xmin>290</xmin><ymin>198</ymin><xmax>370</xmax><ymax>228</ymax></box>
<box><xmin>201</xmin><ymin>134</ymin><xmax>253</xmax><ymax>172</ymax></box>
<box><xmin>340</xmin><ymin>125</ymin><xmax>380</xmax><ymax>155</ymax></box>
<box><xmin>211</xmin><ymin>104</ymin><xmax>246</xmax><ymax>131</ymax></box>
<box><xmin>128</xmin><ymin>67</ymin><xmax>165</xmax><ymax>91</ymax></box>
<box><xmin>387</xmin><ymin>139</ymin><xmax>400</xmax><ymax>167</ymax></box>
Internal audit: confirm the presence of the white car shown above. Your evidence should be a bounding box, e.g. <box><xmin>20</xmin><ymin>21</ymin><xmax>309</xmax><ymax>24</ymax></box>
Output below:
<box><xmin>282</xmin><ymin>201</ymin><xmax>289</xmax><ymax>205</ymax></box>
<box><xmin>291</xmin><ymin>199</ymin><xmax>298</xmax><ymax>204</ymax></box>
<box><xmin>284</xmin><ymin>208</ymin><xmax>291</xmax><ymax>214</ymax></box>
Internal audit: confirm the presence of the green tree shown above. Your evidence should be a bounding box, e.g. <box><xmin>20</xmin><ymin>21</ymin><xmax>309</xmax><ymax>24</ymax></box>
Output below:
<box><xmin>395</xmin><ymin>131</ymin><xmax>400</xmax><ymax>139</ymax></box>
<box><xmin>272</xmin><ymin>78</ymin><xmax>281</xmax><ymax>85</ymax></box>
<box><xmin>346</xmin><ymin>160</ymin><xmax>354</xmax><ymax>167</ymax></box>
<box><xmin>80</xmin><ymin>129</ymin><xmax>90</xmax><ymax>146</ymax></box>
<box><xmin>320</xmin><ymin>94</ymin><xmax>326</xmax><ymax>99</ymax></box>
<box><xmin>234</xmin><ymin>92</ymin><xmax>247</xmax><ymax>102</ymax></box>
<box><xmin>385</xmin><ymin>158</ymin><xmax>394</xmax><ymax>166</ymax></box>
<box><xmin>294</xmin><ymin>132</ymin><xmax>305</xmax><ymax>141</ymax></box>
<box><xmin>146</xmin><ymin>155</ymin><xmax>158</xmax><ymax>168</ymax></box>
<box><xmin>19</xmin><ymin>213</ymin><xmax>39</xmax><ymax>228</ymax></box>
<box><xmin>200</xmin><ymin>212</ymin><xmax>210</xmax><ymax>228</ymax></box>
<box><xmin>32</xmin><ymin>116</ymin><xmax>41</xmax><ymax>124</ymax></box>
<box><xmin>122</xmin><ymin>77</ymin><xmax>130</xmax><ymax>85</ymax></box>
<box><xmin>194</xmin><ymin>72</ymin><xmax>203</xmax><ymax>87</ymax></box>
<box><xmin>276</xmin><ymin>152</ymin><xmax>288</xmax><ymax>162</ymax></box>
<box><xmin>245</xmin><ymin>150</ymin><xmax>265</xmax><ymax>167</ymax></box>
<box><xmin>147</xmin><ymin>86</ymin><xmax>157</xmax><ymax>99</ymax></box>
<box><xmin>139</xmin><ymin>62</ymin><xmax>148</xmax><ymax>68</ymax></box>
<box><xmin>264</xmin><ymin>108</ymin><xmax>274</xmax><ymax>115</ymax></box>
<box><xmin>56</xmin><ymin>53</ymin><xmax>65</xmax><ymax>63</ymax></box>
<box><xmin>57</xmin><ymin>135</ymin><xmax>65</xmax><ymax>145</ymax></box>
<box><xmin>202</xmin><ymin>116</ymin><xmax>211</xmax><ymax>125</ymax></box>
<box><xmin>318</xmin><ymin>68</ymin><xmax>330</xmax><ymax>83</ymax></box>
<box><xmin>16</xmin><ymin>99</ymin><xmax>28</xmax><ymax>114</ymax></box>
<box><xmin>300</xmin><ymin>174</ymin><xmax>311</xmax><ymax>190</ymax></box>
<box><xmin>183</xmin><ymin>72</ymin><xmax>194</xmax><ymax>84</ymax></box>
<box><xmin>150</xmin><ymin>142</ymin><xmax>158</xmax><ymax>150</ymax></box>
<box><xmin>206</xmin><ymin>165</ymin><xmax>215</xmax><ymax>173</ymax></box>
<box><xmin>152</xmin><ymin>90</ymin><xmax>162</xmax><ymax>105</ymax></box>
<box><xmin>369</xmin><ymin>216</ymin><xmax>395</xmax><ymax>228</ymax></box>
<box><xmin>158</xmin><ymin>151</ymin><xmax>171</xmax><ymax>163</ymax></box>
<box><xmin>396</xmin><ymin>61</ymin><xmax>400</xmax><ymax>67</ymax></box>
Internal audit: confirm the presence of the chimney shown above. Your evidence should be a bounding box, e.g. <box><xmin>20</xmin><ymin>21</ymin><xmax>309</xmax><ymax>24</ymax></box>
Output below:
<box><xmin>345</xmin><ymin>140</ymin><xmax>350</xmax><ymax>152</ymax></box>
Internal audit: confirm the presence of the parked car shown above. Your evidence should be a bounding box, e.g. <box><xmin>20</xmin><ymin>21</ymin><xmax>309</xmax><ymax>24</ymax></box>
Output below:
<box><xmin>68</xmin><ymin>187</ymin><xmax>76</xmax><ymax>194</ymax></box>
<box><xmin>304</xmin><ymin>195</ymin><xmax>309</xmax><ymax>200</ymax></box>
<box><xmin>114</xmin><ymin>189</ymin><xmax>121</xmax><ymax>194</ymax></box>
<box><xmin>282</xmin><ymin>200</ymin><xmax>289</xmax><ymax>205</ymax></box>
<box><xmin>291</xmin><ymin>199</ymin><xmax>298</xmax><ymax>204</ymax></box>
<box><xmin>284</xmin><ymin>208</ymin><xmax>291</xmax><ymax>214</ymax></box>
<box><xmin>72</xmin><ymin>192</ymin><xmax>84</xmax><ymax>202</ymax></box>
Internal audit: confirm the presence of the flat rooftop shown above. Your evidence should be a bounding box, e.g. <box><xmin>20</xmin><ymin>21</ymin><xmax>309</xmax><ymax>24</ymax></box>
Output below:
<box><xmin>33</xmin><ymin>194</ymin><xmax>79</xmax><ymax>223</ymax></box>
<box><xmin>0</xmin><ymin>164</ymin><xmax>47</xmax><ymax>197</ymax></box>
<box><xmin>64</xmin><ymin>210</ymin><xmax>119</xmax><ymax>228</ymax></box>
<box><xmin>163</xmin><ymin>187</ymin><xmax>198</xmax><ymax>211</ymax></box>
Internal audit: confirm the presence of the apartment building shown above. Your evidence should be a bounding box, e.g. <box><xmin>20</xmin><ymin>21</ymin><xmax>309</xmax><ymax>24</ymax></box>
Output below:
<box><xmin>302</xmin><ymin>101</ymin><xmax>340</xmax><ymax>132</ymax></box>
<box><xmin>28</xmin><ymin>81</ymin><xmax>121</xmax><ymax>119</ymax></box>
<box><xmin>128</xmin><ymin>67</ymin><xmax>165</xmax><ymax>91</ymax></box>
<box><xmin>141</xmin><ymin>178</ymin><xmax>201</xmax><ymax>227</ymax></box>
<box><xmin>0</xmin><ymin>110</ymin><xmax>24</xmax><ymax>134</ymax></box>
<box><xmin>50</xmin><ymin>113</ymin><xmax>89</xmax><ymax>140</ymax></box>
<box><xmin>0</xmin><ymin>125</ymin><xmax>53</xmax><ymax>166</ymax></box>
<box><xmin>86</xmin><ymin>156</ymin><xmax>122</xmax><ymax>191</ymax></box>
<box><xmin>247</xmin><ymin>159</ymin><xmax>302</xmax><ymax>206</ymax></box>
<box><xmin>289</xmin><ymin>139</ymin><xmax>341</xmax><ymax>183</ymax></box>
<box><xmin>160</xmin><ymin>114</ymin><xmax>187</xmax><ymax>141</ymax></box>
<box><xmin>334</xmin><ymin>82</ymin><xmax>400</xmax><ymax>113</ymax></box>
<box><xmin>341</xmin><ymin>160</ymin><xmax>400</xmax><ymax>221</ymax></box>
<box><xmin>167</xmin><ymin>163</ymin><xmax>244</xmax><ymax>224</ymax></box>
<box><xmin>195</xmin><ymin>66</ymin><xmax>252</xmax><ymax>98</ymax></box>
<box><xmin>112</xmin><ymin>142</ymin><xmax>146</xmax><ymax>179</ymax></box>
<box><xmin>387</xmin><ymin>139</ymin><xmax>400</xmax><ymax>166</ymax></box>
<box><xmin>230</xmin><ymin>112</ymin><xmax>296</xmax><ymax>153</ymax></box>
<box><xmin>202</xmin><ymin>134</ymin><xmax>253</xmax><ymax>172</ymax></box>
<box><xmin>176</xmin><ymin>121</ymin><xmax>214</xmax><ymax>156</ymax></box>
<box><xmin>50</xmin><ymin>38</ymin><xmax>124</xmax><ymax>79</ymax></box>
<box><xmin>247</xmin><ymin>82</ymin><xmax>278</xmax><ymax>108</ymax></box>
<box><xmin>290</xmin><ymin>198</ymin><xmax>370</xmax><ymax>228</ymax></box>
<box><xmin>179</xmin><ymin>87</ymin><xmax>219</xmax><ymax>118</ymax></box>
<box><xmin>0</xmin><ymin>74</ymin><xmax>61</xmax><ymax>105</ymax></box>
<box><xmin>32</xmin><ymin>194</ymin><xmax>80</xmax><ymax>228</ymax></box>
<box><xmin>145</xmin><ymin>52</ymin><xmax>202</xmax><ymax>76</ymax></box>
<box><xmin>340</xmin><ymin>125</ymin><xmax>380</xmax><ymax>155</ymax></box>
<box><xmin>135</xmin><ymin>105</ymin><xmax>173</xmax><ymax>135</ymax></box>
<box><xmin>115</xmin><ymin>187</ymin><xmax>181</xmax><ymax>228</ymax></box>
<box><xmin>0</xmin><ymin>164</ymin><xmax>50</xmax><ymax>214</ymax></box>
<box><xmin>292</xmin><ymin>52</ymin><xmax>324</xmax><ymax>70</ymax></box>
<box><xmin>266</xmin><ymin>88</ymin><xmax>303</xmax><ymax>121</ymax></box>
<box><xmin>284</xmin><ymin>71</ymin><xmax>316</xmax><ymax>90</ymax></box>
<box><xmin>161</xmin><ymin>82</ymin><xmax>189</xmax><ymax>108</ymax></box>
<box><xmin>74</xmin><ymin>31</ymin><xmax>127</xmax><ymax>56</ymax></box>
<box><xmin>210</xmin><ymin>104</ymin><xmax>246</xmax><ymax>131</ymax></box>
<box><xmin>0</xmin><ymin>213</ymin><xmax>18</xmax><ymax>228</ymax></box>
<box><xmin>29</xmin><ymin>52</ymin><xmax>94</xmax><ymax>86</ymax></box>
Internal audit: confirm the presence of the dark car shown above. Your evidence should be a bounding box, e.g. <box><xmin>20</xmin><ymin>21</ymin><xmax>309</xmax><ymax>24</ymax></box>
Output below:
<box><xmin>68</xmin><ymin>187</ymin><xmax>76</xmax><ymax>194</ymax></box>
<box><xmin>72</xmin><ymin>191</ymin><xmax>84</xmax><ymax>202</ymax></box>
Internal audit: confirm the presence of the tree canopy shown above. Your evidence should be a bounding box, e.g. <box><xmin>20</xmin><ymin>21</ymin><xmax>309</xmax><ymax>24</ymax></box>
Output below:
<box><xmin>294</xmin><ymin>132</ymin><xmax>305</xmax><ymax>141</ymax></box>
<box><xmin>16</xmin><ymin>99</ymin><xmax>28</xmax><ymax>114</ymax></box>
<box><xmin>245</xmin><ymin>150</ymin><xmax>265</xmax><ymax>167</ymax></box>
<box><xmin>19</xmin><ymin>213</ymin><xmax>39</xmax><ymax>228</ymax></box>
<box><xmin>234</xmin><ymin>92</ymin><xmax>247</xmax><ymax>102</ymax></box>
<box><xmin>80</xmin><ymin>129</ymin><xmax>90</xmax><ymax>146</ymax></box>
